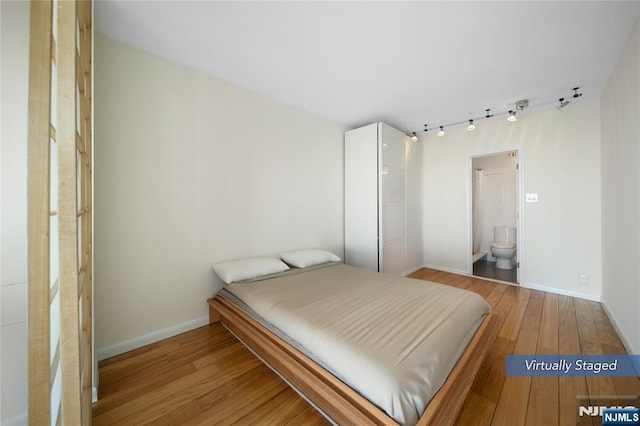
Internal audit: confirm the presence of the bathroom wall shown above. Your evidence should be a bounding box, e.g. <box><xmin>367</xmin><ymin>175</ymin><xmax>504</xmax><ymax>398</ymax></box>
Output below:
<box><xmin>473</xmin><ymin>153</ymin><xmax>518</xmax><ymax>261</ymax></box>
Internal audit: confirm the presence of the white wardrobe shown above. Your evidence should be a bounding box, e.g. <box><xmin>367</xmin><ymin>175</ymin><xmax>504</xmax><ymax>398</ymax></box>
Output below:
<box><xmin>345</xmin><ymin>122</ymin><xmax>422</xmax><ymax>274</ymax></box>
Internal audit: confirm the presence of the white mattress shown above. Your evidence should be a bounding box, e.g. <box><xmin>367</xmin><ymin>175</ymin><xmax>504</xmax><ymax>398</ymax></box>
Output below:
<box><xmin>224</xmin><ymin>263</ymin><xmax>490</xmax><ymax>425</ymax></box>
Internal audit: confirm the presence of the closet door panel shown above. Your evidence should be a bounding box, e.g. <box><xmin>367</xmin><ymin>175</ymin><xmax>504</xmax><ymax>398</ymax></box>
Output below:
<box><xmin>345</xmin><ymin>123</ymin><xmax>379</xmax><ymax>271</ymax></box>
<box><xmin>382</xmin><ymin>239</ymin><xmax>407</xmax><ymax>274</ymax></box>
<box><xmin>380</xmin><ymin>122</ymin><xmax>407</xmax><ymax>273</ymax></box>
<box><xmin>382</xmin><ymin>204</ymin><xmax>406</xmax><ymax>243</ymax></box>
<box><xmin>381</xmin><ymin>166</ymin><xmax>405</xmax><ymax>205</ymax></box>
<box><xmin>380</xmin><ymin>123</ymin><xmax>405</xmax><ymax>169</ymax></box>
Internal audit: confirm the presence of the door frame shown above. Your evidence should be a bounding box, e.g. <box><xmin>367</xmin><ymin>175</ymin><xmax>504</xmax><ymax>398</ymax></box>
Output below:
<box><xmin>466</xmin><ymin>149</ymin><xmax>524</xmax><ymax>285</ymax></box>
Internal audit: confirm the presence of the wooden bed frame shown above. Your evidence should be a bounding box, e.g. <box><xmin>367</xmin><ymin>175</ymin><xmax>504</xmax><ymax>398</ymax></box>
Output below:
<box><xmin>208</xmin><ymin>294</ymin><xmax>499</xmax><ymax>425</ymax></box>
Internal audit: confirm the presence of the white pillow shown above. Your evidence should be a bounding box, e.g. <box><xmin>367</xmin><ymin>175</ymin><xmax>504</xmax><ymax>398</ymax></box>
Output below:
<box><xmin>281</xmin><ymin>249</ymin><xmax>341</xmax><ymax>268</ymax></box>
<box><xmin>212</xmin><ymin>257</ymin><xmax>289</xmax><ymax>284</ymax></box>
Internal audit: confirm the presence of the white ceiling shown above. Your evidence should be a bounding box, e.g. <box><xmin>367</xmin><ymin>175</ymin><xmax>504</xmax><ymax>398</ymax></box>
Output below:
<box><xmin>95</xmin><ymin>1</ymin><xmax>640</xmax><ymax>134</ymax></box>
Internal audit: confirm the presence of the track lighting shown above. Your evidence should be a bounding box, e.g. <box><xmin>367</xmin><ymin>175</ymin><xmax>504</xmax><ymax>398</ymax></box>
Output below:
<box><xmin>467</xmin><ymin>119</ymin><xmax>476</xmax><ymax>131</ymax></box>
<box><xmin>414</xmin><ymin>87</ymin><xmax>582</xmax><ymax>137</ymax></box>
<box><xmin>556</xmin><ymin>97</ymin><xmax>570</xmax><ymax>112</ymax></box>
<box><xmin>410</xmin><ymin>132</ymin><xmax>418</xmax><ymax>142</ymax></box>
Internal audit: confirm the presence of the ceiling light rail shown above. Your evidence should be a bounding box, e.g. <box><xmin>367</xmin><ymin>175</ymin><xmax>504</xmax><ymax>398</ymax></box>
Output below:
<box><xmin>411</xmin><ymin>87</ymin><xmax>583</xmax><ymax>138</ymax></box>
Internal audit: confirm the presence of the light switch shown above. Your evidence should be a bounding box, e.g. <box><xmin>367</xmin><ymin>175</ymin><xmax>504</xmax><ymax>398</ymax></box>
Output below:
<box><xmin>526</xmin><ymin>193</ymin><xmax>538</xmax><ymax>203</ymax></box>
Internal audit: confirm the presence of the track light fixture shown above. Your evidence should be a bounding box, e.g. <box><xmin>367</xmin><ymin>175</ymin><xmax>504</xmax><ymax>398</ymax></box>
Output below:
<box><xmin>414</xmin><ymin>87</ymin><xmax>582</xmax><ymax>137</ymax></box>
<box><xmin>467</xmin><ymin>119</ymin><xmax>476</xmax><ymax>131</ymax></box>
<box><xmin>410</xmin><ymin>132</ymin><xmax>418</xmax><ymax>142</ymax></box>
<box><xmin>556</xmin><ymin>97</ymin><xmax>570</xmax><ymax>112</ymax></box>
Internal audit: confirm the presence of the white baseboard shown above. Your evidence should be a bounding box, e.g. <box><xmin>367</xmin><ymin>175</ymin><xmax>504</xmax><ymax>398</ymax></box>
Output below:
<box><xmin>421</xmin><ymin>263</ymin><xmax>469</xmax><ymax>276</ymax></box>
<box><xmin>419</xmin><ymin>263</ymin><xmax>603</xmax><ymax>303</ymax></box>
<box><xmin>97</xmin><ymin>315</ymin><xmax>209</xmax><ymax>361</ymax></box>
<box><xmin>3</xmin><ymin>412</ymin><xmax>27</xmax><ymax>426</ymax></box>
<box><xmin>600</xmin><ymin>300</ymin><xmax>637</xmax><ymax>354</ymax></box>
<box><xmin>521</xmin><ymin>282</ymin><xmax>600</xmax><ymax>302</ymax></box>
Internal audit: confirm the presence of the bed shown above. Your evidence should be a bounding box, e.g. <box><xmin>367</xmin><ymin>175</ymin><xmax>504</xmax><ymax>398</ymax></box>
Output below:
<box><xmin>208</xmin><ymin>253</ymin><xmax>499</xmax><ymax>425</ymax></box>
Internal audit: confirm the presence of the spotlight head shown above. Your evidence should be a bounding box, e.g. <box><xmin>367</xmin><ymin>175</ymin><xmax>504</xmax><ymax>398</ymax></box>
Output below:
<box><xmin>410</xmin><ymin>132</ymin><xmax>418</xmax><ymax>142</ymax></box>
<box><xmin>557</xmin><ymin>97</ymin><xmax>570</xmax><ymax>111</ymax></box>
<box><xmin>507</xmin><ymin>110</ymin><xmax>517</xmax><ymax>122</ymax></box>
<box><xmin>467</xmin><ymin>119</ymin><xmax>476</xmax><ymax>131</ymax></box>
<box><xmin>437</xmin><ymin>126</ymin><xmax>445</xmax><ymax>137</ymax></box>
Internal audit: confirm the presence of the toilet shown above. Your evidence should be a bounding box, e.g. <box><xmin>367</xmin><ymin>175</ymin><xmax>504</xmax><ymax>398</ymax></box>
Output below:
<box><xmin>491</xmin><ymin>226</ymin><xmax>517</xmax><ymax>269</ymax></box>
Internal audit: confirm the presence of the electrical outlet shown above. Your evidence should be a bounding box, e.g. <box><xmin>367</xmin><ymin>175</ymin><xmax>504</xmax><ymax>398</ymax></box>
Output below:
<box><xmin>579</xmin><ymin>274</ymin><xmax>589</xmax><ymax>286</ymax></box>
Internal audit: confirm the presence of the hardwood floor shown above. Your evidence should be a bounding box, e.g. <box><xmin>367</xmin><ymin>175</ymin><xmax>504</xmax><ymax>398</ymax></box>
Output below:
<box><xmin>92</xmin><ymin>324</ymin><xmax>329</xmax><ymax>425</ymax></box>
<box><xmin>93</xmin><ymin>268</ymin><xmax>639</xmax><ymax>425</ymax></box>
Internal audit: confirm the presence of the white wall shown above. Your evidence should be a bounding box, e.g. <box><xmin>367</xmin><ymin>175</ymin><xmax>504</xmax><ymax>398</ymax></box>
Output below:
<box><xmin>422</xmin><ymin>100</ymin><xmax>602</xmax><ymax>300</ymax></box>
<box><xmin>600</xmin><ymin>20</ymin><xmax>640</xmax><ymax>354</ymax></box>
<box><xmin>94</xmin><ymin>36</ymin><xmax>346</xmax><ymax>356</ymax></box>
<box><xmin>0</xmin><ymin>1</ymin><xmax>29</xmax><ymax>424</ymax></box>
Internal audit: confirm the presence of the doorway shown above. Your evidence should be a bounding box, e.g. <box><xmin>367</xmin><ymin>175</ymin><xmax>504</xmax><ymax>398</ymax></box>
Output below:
<box><xmin>470</xmin><ymin>151</ymin><xmax>520</xmax><ymax>284</ymax></box>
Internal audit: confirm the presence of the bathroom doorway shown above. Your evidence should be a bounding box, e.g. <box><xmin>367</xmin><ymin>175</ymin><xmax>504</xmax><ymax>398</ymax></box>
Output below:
<box><xmin>470</xmin><ymin>151</ymin><xmax>520</xmax><ymax>284</ymax></box>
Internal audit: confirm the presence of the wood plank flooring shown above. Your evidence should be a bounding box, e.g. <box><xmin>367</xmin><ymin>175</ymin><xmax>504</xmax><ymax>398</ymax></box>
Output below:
<box><xmin>93</xmin><ymin>268</ymin><xmax>639</xmax><ymax>425</ymax></box>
